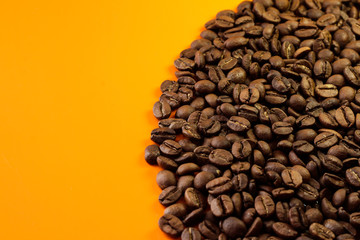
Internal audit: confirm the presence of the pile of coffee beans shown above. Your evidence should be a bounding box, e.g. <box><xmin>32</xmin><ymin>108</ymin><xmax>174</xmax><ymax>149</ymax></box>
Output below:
<box><xmin>145</xmin><ymin>0</ymin><xmax>360</xmax><ymax>239</ymax></box>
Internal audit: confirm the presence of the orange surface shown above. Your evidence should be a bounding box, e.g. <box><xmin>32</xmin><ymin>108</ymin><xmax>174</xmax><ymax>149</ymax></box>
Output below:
<box><xmin>0</xmin><ymin>1</ymin><xmax>240</xmax><ymax>239</ymax></box>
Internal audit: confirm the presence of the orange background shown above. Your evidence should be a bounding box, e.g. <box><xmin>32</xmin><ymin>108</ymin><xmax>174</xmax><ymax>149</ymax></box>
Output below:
<box><xmin>0</xmin><ymin>1</ymin><xmax>240</xmax><ymax>239</ymax></box>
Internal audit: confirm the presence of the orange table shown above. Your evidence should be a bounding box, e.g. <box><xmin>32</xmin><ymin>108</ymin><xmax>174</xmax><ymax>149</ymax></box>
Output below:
<box><xmin>0</xmin><ymin>1</ymin><xmax>241</xmax><ymax>239</ymax></box>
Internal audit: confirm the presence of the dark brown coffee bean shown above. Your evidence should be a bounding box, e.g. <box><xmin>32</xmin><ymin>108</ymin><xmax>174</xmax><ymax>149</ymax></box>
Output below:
<box><xmin>265</xmin><ymin>91</ymin><xmax>287</xmax><ymax>104</ymax></box>
<box><xmin>209</xmin><ymin>149</ymin><xmax>233</xmax><ymax>167</ymax></box>
<box><xmin>184</xmin><ymin>187</ymin><xmax>205</xmax><ymax>209</ymax></box>
<box><xmin>181</xmin><ymin>227</ymin><xmax>201</xmax><ymax>240</ymax></box>
<box><xmin>314</xmin><ymin>131</ymin><xmax>338</xmax><ymax>149</ymax></box>
<box><xmin>254</xmin><ymin>195</ymin><xmax>275</xmax><ymax>218</ymax></box>
<box><xmin>297</xmin><ymin>183</ymin><xmax>319</xmax><ymax>201</ymax></box>
<box><xmin>315</xmin><ymin>84</ymin><xmax>338</xmax><ymax>98</ymax></box>
<box><xmin>159</xmin><ymin>214</ymin><xmax>184</xmax><ymax>238</ymax></box>
<box><xmin>210</xmin><ymin>195</ymin><xmax>234</xmax><ymax>217</ymax></box>
<box><xmin>272</xmin><ymin>222</ymin><xmax>298</xmax><ymax>238</ymax></box>
<box><xmin>206</xmin><ymin>177</ymin><xmax>232</xmax><ymax>195</ymax></box>
<box><xmin>309</xmin><ymin>223</ymin><xmax>335</xmax><ymax>240</ymax></box>
<box><xmin>227</xmin><ymin>116</ymin><xmax>251</xmax><ymax>132</ymax></box>
<box><xmin>344</xmin><ymin>66</ymin><xmax>360</xmax><ymax>87</ymax></box>
<box><xmin>240</xmin><ymin>87</ymin><xmax>260</xmax><ymax>104</ymax></box>
<box><xmin>159</xmin><ymin>186</ymin><xmax>182</xmax><ymax>206</ymax></box>
<box><xmin>282</xmin><ymin>168</ymin><xmax>303</xmax><ymax>188</ymax></box>
<box><xmin>160</xmin><ymin>140</ymin><xmax>182</xmax><ymax>156</ymax></box>
<box><xmin>232</xmin><ymin>140</ymin><xmax>252</xmax><ymax>160</ymax></box>
<box><xmin>346</xmin><ymin>167</ymin><xmax>360</xmax><ymax>187</ymax></box>
<box><xmin>272</xmin><ymin>121</ymin><xmax>293</xmax><ymax>135</ymax></box>
<box><xmin>221</xmin><ymin>216</ymin><xmax>247</xmax><ymax>238</ymax></box>
<box><xmin>335</xmin><ymin>106</ymin><xmax>355</xmax><ymax>128</ymax></box>
<box><xmin>289</xmin><ymin>206</ymin><xmax>309</xmax><ymax>230</ymax></box>
<box><xmin>314</xmin><ymin>60</ymin><xmax>332</xmax><ymax>79</ymax></box>
<box><xmin>306</xmin><ymin>208</ymin><xmax>323</xmax><ymax>224</ymax></box>
<box><xmin>218</xmin><ymin>57</ymin><xmax>237</xmax><ymax>71</ymax></box>
<box><xmin>293</xmin><ymin>140</ymin><xmax>314</xmax><ymax>154</ymax></box>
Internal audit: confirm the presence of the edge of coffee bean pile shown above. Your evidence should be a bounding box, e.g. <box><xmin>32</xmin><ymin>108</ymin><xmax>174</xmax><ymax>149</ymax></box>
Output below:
<box><xmin>145</xmin><ymin>0</ymin><xmax>360</xmax><ymax>239</ymax></box>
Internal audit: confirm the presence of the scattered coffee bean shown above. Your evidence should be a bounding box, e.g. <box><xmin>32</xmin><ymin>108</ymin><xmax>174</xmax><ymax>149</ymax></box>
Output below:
<box><xmin>147</xmin><ymin>1</ymin><xmax>360</xmax><ymax>239</ymax></box>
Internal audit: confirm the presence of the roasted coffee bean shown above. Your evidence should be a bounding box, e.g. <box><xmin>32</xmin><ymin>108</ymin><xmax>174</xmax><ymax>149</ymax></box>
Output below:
<box><xmin>335</xmin><ymin>106</ymin><xmax>355</xmax><ymax>128</ymax></box>
<box><xmin>314</xmin><ymin>131</ymin><xmax>338</xmax><ymax>149</ymax></box>
<box><xmin>315</xmin><ymin>84</ymin><xmax>338</xmax><ymax>98</ymax></box>
<box><xmin>206</xmin><ymin>177</ymin><xmax>232</xmax><ymax>195</ymax></box>
<box><xmin>184</xmin><ymin>187</ymin><xmax>205</xmax><ymax>209</ymax></box>
<box><xmin>159</xmin><ymin>186</ymin><xmax>182</xmax><ymax>206</ymax></box>
<box><xmin>272</xmin><ymin>222</ymin><xmax>298</xmax><ymax>238</ymax></box>
<box><xmin>309</xmin><ymin>223</ymin><xmax>335</xmax><ymax>240</ymax></box>
<box><xmin>254</xmin><ymin>195</ymin><xmax>275</xmax><ymax>218</ymax></box>
<box><xmin>221</xmin><ymin>216</ymin><xmax>247</xmax><ymax>238</ymax></box>
<box><xmin>181</xmin><ymin>227</ymin><xmax>201</xmax><ymax>240</ymax></box>
<box><xmin>297</xmin><ymin>183</ymin><xmax>319</xmax><ymax>202</ymax></box>
<box><xmin>160</xmin><ymin>140</ymin><xmax>182</xmax><ymax>156</ymax></box>
<box><xmin>209</xmin><ymin>149</ymin><xmax>233</xmax><ymax>167</ymax></box>
<box><xmin>320</xmin><ymin>154</ymin><xmax>343</xmax><ymax>173</ymax></box>
<box><xmin>272</xmin><ymin>121</ymin><xmax>293</xmax><ymax>135</ymax></box>
<box><xmin>147</xmin><ymin>1</ymin><xmax>360</xmax><ymax>238</ymax></box>
<box><xmin>227</xmin><ymin>116</ymin><xmax>251</xmax><ymax>132</ymax></box>
<box><xmin>281</xmin><ymin>168</ymin><xmax>303</xmax><ymax>188</ymax></box>
<box><xmin>151</xmin><ymin>127</ymin><xmax>176</xmax><ymax>144</ymax></box>
<box><xmin>210</xmin><ymin>195</ymin><xmax>234</xmax><ymax>217</ymax></box>
<box><xmin>159</xmin><ymin>214</ymin><xmax>184</xmax><ymax>238</ymax></box>
<box><xmin>346</xmin><ymin>167</ymin><xmax>360</xmax><ymax>187</ymax></box>
<box><xmin>145</xmin><ymin>144</ymin><xmax>160</xmax><ymax>165</ymax></box>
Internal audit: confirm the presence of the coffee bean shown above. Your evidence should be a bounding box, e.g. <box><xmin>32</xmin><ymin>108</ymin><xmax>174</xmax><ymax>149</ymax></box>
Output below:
<box><xmin>344</xmin><ymin>66</ymin><xmax>360</xmax><ymax>87</ymax></box>
<box><xmin>282</xmin><ymin>168</ymin><xmax>303</xmax><ymax>188</ymax></box>
<box><xmin>181</xmin><ymin>227</ymin><xmax>201</xmax><ymax>240</ymax></box>
<box><xmin>184</xmin><ymin>187</ymin><xmax>205</xmax><ymax>209</ymax></box>
<box><xmin>314</xmin><ymin>60</ymin><xmax>332</xmax><ymax>79</ymax></box>
<box><xmin>272</xmin><ymin>222</ymin><xmax>298</xmax><ymax>238</ymax></box>
<box><xmin>346</xmin><ymin>167</ymin><xmax>360</xmax><ymax>187</ymax></box>
<box><xmin>227</xmin><ymin>116</ymin><xmax>251</xmax><ymax>132</ymax></box>
<box><xmin>151</xmin><ymin>127</ymin><xmax>176</xmax><ymax>144</ymax></box>
<box><xmin>272</xmin><ymin>121</ymin><xmax>293</xmax><ymax>135</ymax></box>
<box><xmin>289</xmin><ymin>206</ymin><xmax>309</xmax><ymax>230</ymax></box>
<box><xmin>209</xmin><ymin>149</ymin><xmax>233</xmax><ymax>167</ymax></box>
<box><xmin>297</xmin><ymin>183</ymin><xmax>319</xmax><ymax>202</ymax></box>
<box><xmin>309</xmin><ymin>223</ymin><xmax>335</xmax><ymax>240</ymax></box>
<box><xmin>315</xmin><ymin>84</ymin><xmax>338</xmax><ymax>98</ymax></box>
<box><xmin>147</xmin><ymin>1</ymin><xmax>360</xmax><ymax>238</ymax></box>
<box><xmin>254</xmin><ymin>195</ymin><xmax>275</xmax><ymax>218</ymax></box>
<box><xmin>206</xmin><ymin>177</ymin><xmax>232</xmax><ymax>195</ymax></box>
<box><xmin>335</xmin><ymin>106</ymin><xmax>355</xmax><ymax>128</ymax></box>
<box><xmin>159</xmin><ymin>186</ymin><xmax>182</xmax><ymax>206</ymax></box>
<box><xmin>210</xmin><ymin>195</ymin><xmax>234</xmax><ymax>217</ymax></box>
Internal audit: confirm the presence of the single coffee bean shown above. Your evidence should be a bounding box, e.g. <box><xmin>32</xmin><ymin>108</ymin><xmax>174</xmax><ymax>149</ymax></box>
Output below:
<box><xmin>227</xmin><ymin>116</ymin><xmax>251</xmax><ymax>132</ymax></box>
<box><xmin>297</xmin><ymin>183</ymin><xmax>319</xmax><ymax>202</ymax></box>
<box><xmin>181</xmin><ymin>227</ymin><xmax>201</xmax><ymax>240</ymax></box>
<box><xmin>335</xmin><ymin>106</ymin><xmax>355</xmax><ymax>128</ymax></box>
<box><xmin>145</xmin><ymin>144</ymin><xmax>160</xmax><ymax>165</ymax></box>
<box><xmin>281</xmin><ymin>168</ymin><xmax>303</xmax><ymax>188</ymax></box>
<box><xmin>209</xmin><ymin>149</ymin><xmax>233</xmax><ymax>167</ymax></box>
<box><xmin>206</xmin><ymin>177</ymin><xmax>232</xmax><ymax>195</ymax></box>
<box><xmin>346</xmin><ymin>167</ymin><xmax>360</xmax><ymax>187</ymax></box>
<box><xmin>210</xmin><ymin>195</ymin><xmax>234</xmax><ymax>217</ymax></box>
<box><xmin>159</xmin><ymin>186</ymin><xmax>182</xmax><ymax>206</ymax></box>
<box><xmin>151</xmin><ymin>127</ymin><xmax>176</xmax><ymax>144</ymax></box>
<box><xmin>309</xmin><ymin>223</ymin><xmax>335</xmax><ymax>240</ymax></box>
<box><xmin>158</xmin><ymin>214</ymin><xmax>184</xmax><ymax>238</ymax></box>
<box><xmin>254</xmin><ymin>195</ymin><xmax>275</xmax><ymax>218</ymax></box>
<box><xmin>272</xmin><ymin>121</ymin><xmax>293</xmax><ymax>135</ymax></box>
<box><xmin>315</xmin><ymin>84</ymin><xmax>338</xmax><ymax>98</ymax></box>
<box><xmin>221</xmin><ymin>216</ymin><xmax>247</xmax><ymax>238</ymax></box>
<box><xmin>272</xmin><ymin>222</ymin><xmax>298</xmax><ymax>238</ymax></box>
<box><xmin>314</xmin><ymin>131</ymin><xmax>338</xmax><ymax>149</ymax></box>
